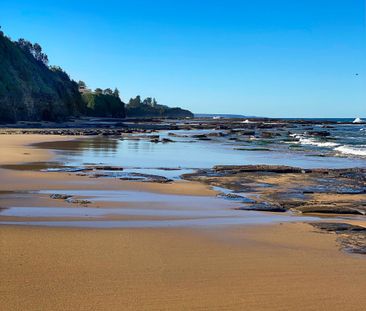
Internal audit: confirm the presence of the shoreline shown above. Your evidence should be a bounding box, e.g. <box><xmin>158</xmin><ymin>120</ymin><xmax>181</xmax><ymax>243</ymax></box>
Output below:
<box><xmin>1</xmin><ymin>133</ymin><xmax>366</xmax><ymax>310</ymax></box>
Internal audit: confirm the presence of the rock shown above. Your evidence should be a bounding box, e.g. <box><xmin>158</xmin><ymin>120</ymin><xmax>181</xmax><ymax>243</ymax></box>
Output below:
<box><xmin>217</xmin><ymin>193</ymin><xmax>255</xmax><ymax>203</ymax></box>
<box><xmin>307</xmin><ymin>131</ymin><xmax>331</xmax><ymax>137</ymax></box>
<box><xmin>236</xmin><ymin>202</ymin><xmax>287</xmax><ymax>212</ymax></box>
<box><xmin>234</xmin><ymin>148</ymin><xmax>271</xmax><ymax>151</ymax></box>
<box><xmin>310</xmin><ymin>223</ymin><xmax>366</xmax><ymax>232</ymax></box>
<box><xmin>120</xmin><ymin>173</ymin><xmax>172</xmax><ymax>183</ymax></box>
<box><xmin>206</xmin><ymin>132</ymin><xmax>226</xmax><ymax>137</ymax></box>
<box><xmin>239</xmin><ymin>131</ymin><xmax>255</xmax><ymax>136</ymax></box>
<box><xmin>66</xmin><ymin>198</ymin><xmax>92</xmax><ymax>205</ymax></box>
<box><xmin>93</xmin><ymin>166</ymin><xmax>124</xmax><ymax>171</ymax></box>
<box><xmin>161</xmin><ymin>138</ymin><xmax>174</xmax><ymax>143</ymax></box>
<box><xmin>298</xmin><ymin>205</ymin><xmax>365</xmax><ymax>215</ymax></box>
<box><xmin>213</xmin><ymin>165</ymin><xmax>303</xmax><ymax>174</ymax></box>
<box><xmin>310</xmin><ymin>222</ymin><xmax>366</xmax><ymax>254</ymax></box>
<box><xmin>50</xmin><ymin>194</ymin><xmax>72</xmax><ymax>200</ymax></box>
<box><xmin>260</xmin><ymin>131</ymin><xmax>276</xmax><ymax>138</ymax></box>
<box><xmin>89</xmin><ymin>173</ymin><xmax>110</xmax><ymax>178</ymax></box>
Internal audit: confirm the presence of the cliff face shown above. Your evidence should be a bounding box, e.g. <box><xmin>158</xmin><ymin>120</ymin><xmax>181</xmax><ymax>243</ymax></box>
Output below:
<box><xmin>0</xmin><ymin>34</ymin><xmax>84</xmax><ymax>123</ymax></box>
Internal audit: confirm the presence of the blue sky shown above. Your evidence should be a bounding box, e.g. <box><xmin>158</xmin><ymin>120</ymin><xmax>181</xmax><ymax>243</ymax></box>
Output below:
<box><xmin>1</xmin><ymin>0</ymin><xmax>365</xmax><ymax>117</ymax></box>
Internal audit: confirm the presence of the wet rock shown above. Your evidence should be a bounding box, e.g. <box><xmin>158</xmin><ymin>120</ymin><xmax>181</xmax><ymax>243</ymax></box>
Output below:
<box><xmin>66</xmin><ymin>198</ymin><xmax>92</xmax><ymax>205</ymax></box>
<box><xmin>311</xmin><ymin>223</ymin><xmax>366</xmax><ymax>232</ymax></box>
<box><xmin>206</xmin><ymin>132</ymin><xmax>226</xmax><ymax>137</ymax></box>
<box><xmin>192</xmin><ymin>134</ymin><xmax>211</xmax><ymax>140</ymax></box>
<box><xmin>234</xmin><ymin>148</ymin><xmax>271</xmax><ymax>152</ymax></box>
<box><xmin>260</xmin><ymin>131</ymin><xmax>278</xmax><ymax>138</ymax></box>
<box><xmin>307</xmin><ymin>130</ymin><xmax>331</xmax><ymax>137</ymax></box>
<box><xmin>93</xmin><ymin>166</ymin><xmax>124</xmax><ymax>171</ymax></box>
<box><xmin>236</xmin><ymin>202</ymin><xmax>287</xmax><ymax>212</ymax></box>
<box><xmin>298</xmin><ymin>205</ymin><xmax>365</xmax><ymax>215</ymax></box>
<box><xmin>89</xmin><ymin>173</ymin><xmax>110</xmax><ymax>178</ymax></box>
<box><xmin>213</xmin><ymin>165</ymin><xmax>304</xmax><ymax>174</ymax></box>
<box><xmin>161</xmin><ymin>138</ymin><xmax>175</xmax><ymax>143</ymax></box>
<box><xmin>50</xmin><ymin>194</ymin><xmax>72</xmax><ymax>200</ymax></box>
<box><xmin>217</xmin><ymin>193</ymin><xmax>255</xmax><ymax>203</ymax></box>
<box><xmin>310</xmin><ymin>223</ymin><xmax>366</xmax><ymax>254</ymax></box>
<box><xmin>120</xmin><ymin>173</ymin><xmax>172</xmax><ymax>183</ymax></box>
<box><xmin>239</xmin><ymin>130</ymin><xmax>255</xmax><ymax>136</ymax></box>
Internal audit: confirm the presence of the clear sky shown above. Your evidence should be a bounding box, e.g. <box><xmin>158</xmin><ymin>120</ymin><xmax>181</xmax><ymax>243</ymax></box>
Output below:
<box><xmin>1</xmin><ymin>0</ymin><xmax>365</xmax><ymax>117</ymax></box>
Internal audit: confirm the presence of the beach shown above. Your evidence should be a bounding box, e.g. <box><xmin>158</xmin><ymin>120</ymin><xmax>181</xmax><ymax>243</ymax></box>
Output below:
<box><xmin>1</xmin><ymin>133</ymin><xmax>366</xmax><ymax>310</ymax></box>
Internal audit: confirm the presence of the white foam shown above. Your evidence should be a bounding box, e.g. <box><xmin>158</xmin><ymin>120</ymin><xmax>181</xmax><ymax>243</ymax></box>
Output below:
<box><xmin>298</xmin><ymin>136</ymin><xmax>339</xmax><ymax>148</ymax></box>
<box><xmin>334</xmin><ymin>145</ymin><xmax>366</xmax><ymax>156</ymax></box>
<box><xmin>353</xmin><ymin>118</ymin><xmax>365</xmax><ymax>124</ymax></box>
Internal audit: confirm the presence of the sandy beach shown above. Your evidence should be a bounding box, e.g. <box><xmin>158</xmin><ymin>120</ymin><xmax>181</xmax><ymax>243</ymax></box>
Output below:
<box><xmin>1</xmin><ymin>134</ymin><xmax>366</xmax><ymax>310</ymax></box>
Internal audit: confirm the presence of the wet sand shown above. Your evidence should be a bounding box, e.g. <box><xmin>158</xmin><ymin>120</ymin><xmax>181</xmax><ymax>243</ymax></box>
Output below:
<box><xmin>1</xmin><ymin>134</ymin><xmax>366</xmax><ymax>310</ymax></box>
<box><xmin>2</xmin><ymin>224</ymin><xmax>366</xmax><ymax>311</ymax></box>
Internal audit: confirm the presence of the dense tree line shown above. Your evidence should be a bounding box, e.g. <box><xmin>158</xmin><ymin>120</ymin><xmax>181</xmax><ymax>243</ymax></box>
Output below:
<box><xmin>126</xmin><ymin>96</ymin><xmax>193</xmax><ymax>118</ymax></box>
<box><xmin>0</xmin><ymin>26</ymin><xmax>192</xmax><ymax>122</ymax></box>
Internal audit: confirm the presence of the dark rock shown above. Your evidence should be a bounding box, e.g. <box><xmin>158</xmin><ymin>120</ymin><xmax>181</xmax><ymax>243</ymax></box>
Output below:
<box><xmin>260</xmin><ymin>131</ymin><xmax>277</xmax><ymax>138</ymax></box>
<box><xmin>120</xmin><ymin>173</ymin><xmax>172</xmax><ymax>183</ymax></box>
<box><xmin>310</xmin><ymin>222</ymin><xmax>366</xmax><ymax>255</ymax></box>
<box><xmin>311</xmin><ymin>223</ymin><xmax>366</xmax><ymax>232</ymax></box>
<box><xmin>50</xmin><ymin>194</ymin><xmax>72</xmax><ymax>200</ymax></box>
<box><xmin>307</xmin><ymin>131</ymin><xmax>331</xmax><ymax>137</ymax></box>
<box><xmin>93</xmin><ymin>166</ymin><xmax>124</xmax><ymax>171</ymax></box>
<box><xmin>298</xmin><ymin>206</ymin><xmax>365</xmax><ymax>215</ymax></box>
<box><xmin>66</xmin><ymin>198</ymin><xmax>92</xmax><ymax>205</ymax></box>
<box><xmin>161</xmin><ymin>138</ymin><xmax>175</xmax><ymax>143</ymax></box>
<box><xmin>213</xmin><ymin>165</ymin><xmax>303</xmax><ymax>174</ymax></box>
<box><xmin>236</xmin><ymin>202</ymin><xmax>287</xmax><ymax>212</ymax></box>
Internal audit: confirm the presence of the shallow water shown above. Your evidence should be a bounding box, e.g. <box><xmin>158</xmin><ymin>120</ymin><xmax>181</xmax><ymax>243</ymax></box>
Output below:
<box><xmin>2</xmin><ymin>128</ymin><xmax>364</xmax><ymax>229</ymax></box>
<box><xmin>38</xmin><ymin>132</ymin><xmax>366</xmax><ymax>176</ymax></box>
<box><xmin>0</xmin><ymin>188</ymin><xmax>319</xmax><ymax>228</ymax></box>
<box><xmin>0</xmin><ymin>215</ymin><xmax>317</xmax><ymax>228</ymax></box>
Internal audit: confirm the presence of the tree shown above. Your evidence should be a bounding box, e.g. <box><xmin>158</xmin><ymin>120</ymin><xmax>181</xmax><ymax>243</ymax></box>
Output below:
<box><xmin>16</xmin><ymin>39</ymin><xmax>48</xmax><ymax>65</ymax></box>
<box><xmin>128</xmin><ymin>96</ymin><xmax>141</xmax><ymax>107</ymax></box>
<box><xmin>152</xmin><ymin>98</ymin><xmax>157</xmax><ymax>107</ymax></box>
<box><xmin>113</xmin><ymin>88</ymin><xmax>120</xmax><ymax>98</ymax></box>
<box><xmin>78</xmin><ymin>81</ymin><xmax>87</xmax><ymax>88</ymax></box>
<box><xmin>95</xmin><ymin>88</ymin><xmax>103</xmax><ymax>94</ymax></box>
<box><xmin>143</xmin><ymin>97</ymin><xmax>153</xmax><ymax>106</ymax></box>
<box><xmin>103</xmin><ymin>88</ymin><xmax>113</xmax><ymax>96</ymax></box>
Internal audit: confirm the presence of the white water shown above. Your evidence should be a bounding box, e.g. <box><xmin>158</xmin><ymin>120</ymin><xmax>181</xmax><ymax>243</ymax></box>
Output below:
<box><xmin>353</xmin><ymin>118</ymin><xmax>365</xmax><ymax>124</ymax></box>
<box><xmin>335</xmin><ymin>145</ymin><xmax>366</xmax><ymax>156</ymax></box>
<box><xmin>290</xmin><ymin>133</ymin><xmax>366</xmax><ymax>157</ymax></box>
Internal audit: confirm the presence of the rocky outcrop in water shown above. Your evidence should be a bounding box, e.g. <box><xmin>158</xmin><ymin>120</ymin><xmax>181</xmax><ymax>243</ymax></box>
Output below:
<box><xmin>183</xmin><ymin>165</ymin><xmax>366</xmax><ymax>216</ymax></box>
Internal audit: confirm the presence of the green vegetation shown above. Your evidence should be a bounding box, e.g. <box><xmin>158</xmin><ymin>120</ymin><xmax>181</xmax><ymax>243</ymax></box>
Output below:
<box><xmin>0</xmin><ymin>27</ymin><xmax>192</xmax><ymax>122</ymax></box>
<box><xmin>0</xmin><ymin>28</ymin><xmax>85</xmax><ymax>122</ymax></box>
<box><xmin>82</xmin><ymin>92</ymin><xmax>125</xmax><ymax>118</ymax></box>
<box><xmin>126</xmin><ymin>96</ymin><xmax>193</xmax><ymax>118</ymax></box>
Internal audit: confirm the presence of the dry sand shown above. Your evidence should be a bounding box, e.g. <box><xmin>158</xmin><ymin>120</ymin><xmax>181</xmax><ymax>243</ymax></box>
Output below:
<box><xmin>1</xmin><ymin>134</ymin><xmax>366</xmax><ymax>310</ymax></box>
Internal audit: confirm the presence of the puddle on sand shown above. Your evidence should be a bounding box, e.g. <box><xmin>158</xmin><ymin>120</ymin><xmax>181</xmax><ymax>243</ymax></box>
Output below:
<box><xmin>0</xmin><ymin>189</ymin><xmax>320</xmax><ymax>228</ymax></box>
<box><xmin>0</xmin><ymin>214</ymin><xmax>318</xmax><ymax>228</ymax></box>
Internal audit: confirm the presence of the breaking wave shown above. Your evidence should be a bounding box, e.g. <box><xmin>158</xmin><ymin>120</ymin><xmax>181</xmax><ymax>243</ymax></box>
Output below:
<box><xmin>334</xmin><ymin>145</ymin><xmax>366</xmax><ymax>157</ymax></box>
